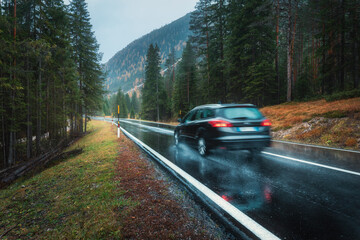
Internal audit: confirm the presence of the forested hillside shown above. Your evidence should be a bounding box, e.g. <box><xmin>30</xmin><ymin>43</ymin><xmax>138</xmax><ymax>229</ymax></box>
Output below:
<box><xmin>104</xmin><ymin>13</ymin><xmax>192</xmax><ymax>94</ymax></box>
<box><xmin>187</xmin><ymin>0</ymin><xmax>360</xmax><ymax>107</ymax></box>
<box><xmin>137</xmin><ymin>0</ymin><xmax>360</xmax><ymax>122</ymax></box>
<box><xmin>0</xmin><ymin>0</ymin><xmax>104</xmax><ymax>169</ymax></box>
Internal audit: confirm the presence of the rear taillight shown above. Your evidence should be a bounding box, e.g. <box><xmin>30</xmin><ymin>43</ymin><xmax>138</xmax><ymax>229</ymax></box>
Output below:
<box><xmin>261</xmin><ymin>119</ymin><xmax>271</xmax><ymax>127</ymax></box>
<box><xmin>209</xmin><ymin>120</ymin><xmax>233</xmax><ymax>127</ymax></box>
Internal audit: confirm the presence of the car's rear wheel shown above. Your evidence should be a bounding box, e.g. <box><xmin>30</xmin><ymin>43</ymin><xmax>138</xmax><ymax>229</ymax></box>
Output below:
<box><xmin>198</xmin><ymin>137</ymin><xmax>208</xmax><ymax>156</ymax></box>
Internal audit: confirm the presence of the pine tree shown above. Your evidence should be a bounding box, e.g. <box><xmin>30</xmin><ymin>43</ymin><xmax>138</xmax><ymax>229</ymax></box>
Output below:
<box><xmin>125</xmin><ymin>93</ymin><xmax>131</xmax><ymax>113</ymax></box>
<box><xmin>225</xmin><ymin>0</ymin><xmax>276</xmax><ymax>106</ymax></box>
<box><xmin>141</xmin><ymin>44</ymin><xmax>167</xmax><ymax>121</ymax></box>
<box><xmin>130</xmin><ymin>92</ymin><xmax>139</xmax><ymax>115</ymax></box>
<box><xmin>190</xmin><ymin>0</ymin><xmax>211</xmax><ymax>103</ymax></box>
<box><xmin>190</xmin><ymin>0</ymin><xmax>228</xmax><ymax>103</ymax></box>
<box><xmin>69</xmin><ymin>0</ymin><xmax>104</xmax><ymax>133</ymax></box>
<box><xmin>164</xmin><ymin>47</ymin><xmax>176</xmax><ymax>100</ymax></box>
<box><xmin>172</xmin><ymin>42</ymin><xmax>197</xmax><ymax>116</ymax></box>
<box><xmin>113</xmin><ymin>88</ymin><xmax>128</xmax><ymax>118</ymax></box>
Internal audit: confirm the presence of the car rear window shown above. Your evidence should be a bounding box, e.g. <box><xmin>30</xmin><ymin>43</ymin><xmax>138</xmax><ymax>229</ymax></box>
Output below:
<box><xmin>220</xmin><ymin>107</ymin><xmax>263</xmax><ymax>120</ymax></box>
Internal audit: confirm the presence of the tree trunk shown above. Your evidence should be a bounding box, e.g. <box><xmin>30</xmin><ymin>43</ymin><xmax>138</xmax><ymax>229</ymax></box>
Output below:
<box><xmin>2</xmin><ymin>86</ymin><xmax>6</xmax><ymax>166</ymax></box>
<box><xmin>1</xmin><ymin>58</ymin><xmax>6</xmax><ymax>165</ymax></box>
<box><xmin>74</xmin><ymin>102</ymin><xmax>78</xmax><ymax>134</ymax></box>
<box><xmin>276</xmin><ymin>0</ymin><xmax>280</xmax><ymax>103</ymax></box>
<box><xmin>339</xmin><ymin>0</ymin><xmax>345</xmax><ymax>91</ymax></box>
<box><xmin>36</xmin><ymin>56</ymin><xmax>42</xmax><ymax>155</ymax></box>
<box><xmin>291</xmin><ymin>4</ymin><xmax>297</xmax><ymax>96</ymax></box>
<box><xmin>312</xmin><ymin>27</ymin><xmax>315</xmax><ymax>85</ymax></box>
<box><xmin>353</xmin><ymin>4</ymin><xmax>359</xmax><ymax>88</ymax></box>
<box><xmin>156</xmin><ymin>77</ymin><xmax>159</xmax><ymax>122</ymax></box>
<box><xmin>46</xmin><ymin>76</ymin><xmax>49</xmax><ymax>138</ymax></box>
<box><xmin>84</xmin><ymin>109</ymin><xmax>87</xmax><ymax>133</ymax></box>
<box><xmin>219</xmin><ymin>0</ymin><xmax>226</xmax><ymax>102</ymax></box>
<box><xmin>2</xmin><ymin>111</ymin><xmax>6</xmax><ymax>167</ymax></box>
<box><xmin>8</xmin><ymin>0</ymin><xmax>17</xmax><ymax>166</ymax></box>
<box><xmin>70</xmin><ymin>111</ymin><xmax>74</xmax><ymax>136</ymax></box>
<box><xmin>26</xmin><ymin>56</ymin><xmax>32</xmax><ymax>159</ymax></box>
<box><xmin>322</xmin><ymin>24</ymin><xmax>326</xmax><ymax>94</ymax></box>
<box><xmin>286</xmin><ymin>0</ymin><xmax>293</xmax><ymax>102</ymax></box>
<box><xmin>79</xmin><ymin>79</ymin><xmax>83</xmax><ymax>134</ymax></box>
<box><xmin>8</xmin><ymin>132</ymin><xmax>14</xmax><ymax>167</ymax></box>
<box><xmin>205</xmin><ymin>4</ymin><xmax>210</xmax><ymax>100</ymax></box>
<box><xmin>187</xmin><ymin>72</ymin><xmax>190</xmax><ymax>104</ymax></box>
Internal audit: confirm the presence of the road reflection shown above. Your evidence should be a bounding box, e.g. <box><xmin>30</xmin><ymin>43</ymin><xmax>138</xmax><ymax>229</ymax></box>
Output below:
<box><xmin>116</xmin><ymin>119</ymin><xmax>360</xmax><ymax>240</ymax></box>
<box><xmin>173</xmin><ymin>144</ymin><xmax>273</xmax><ymax>212</ymax></box>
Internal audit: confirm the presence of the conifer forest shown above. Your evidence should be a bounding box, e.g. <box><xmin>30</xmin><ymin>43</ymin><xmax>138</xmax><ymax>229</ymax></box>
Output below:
<box><xmin>0</xmin><ymin>0</ymin><xmax>104</xmax><ymax>168</ymax></box>
<box><xmin>139</xmin><ymin>0</ymin><xmax>360</xmax><ymax>121</ymax></box>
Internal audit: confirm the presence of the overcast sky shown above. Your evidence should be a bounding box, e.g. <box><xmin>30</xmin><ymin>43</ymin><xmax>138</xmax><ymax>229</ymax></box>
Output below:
<box><xmin>64</xmin><ymin>0</ymin><xmax>198</xmax><ymax>63</ymax></box>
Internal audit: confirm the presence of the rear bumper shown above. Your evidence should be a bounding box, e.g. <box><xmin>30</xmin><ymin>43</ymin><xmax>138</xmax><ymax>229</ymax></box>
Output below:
<box><xmin>208</xmin><ymin>136</ymin><xmax>271</xmax><ymax>150</ymax></box>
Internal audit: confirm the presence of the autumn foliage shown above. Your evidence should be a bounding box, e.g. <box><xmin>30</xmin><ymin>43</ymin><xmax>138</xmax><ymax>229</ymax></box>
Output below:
<box><xmin>261</xmin><ymin>98</ymin><xmax>360</xmax><ymax>150</ymax></box>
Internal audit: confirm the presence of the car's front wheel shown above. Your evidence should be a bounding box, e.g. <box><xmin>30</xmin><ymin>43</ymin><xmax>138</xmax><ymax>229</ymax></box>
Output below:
<box><xmin>174</xmin><ymin>132</ymin><xmax>180</xmax><ymax>146</ymax></box>
<box><xmin>198</xmin><ymin>137</ymin><xmax>208</xmax><ymax>156</ymax></box>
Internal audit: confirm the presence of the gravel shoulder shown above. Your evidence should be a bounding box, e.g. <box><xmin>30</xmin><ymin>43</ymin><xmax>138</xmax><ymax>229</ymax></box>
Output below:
<box><xmin>115</xmin><ymin>125</ymin><xmax>234</xmax><ymax>239</ymax></box>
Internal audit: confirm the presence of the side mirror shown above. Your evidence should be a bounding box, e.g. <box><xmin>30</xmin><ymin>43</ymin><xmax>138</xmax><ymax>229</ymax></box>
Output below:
<box><xmin>177</xmin><ymin>118</ymin><xmax>181</xmax><ymax>123</ymax></box>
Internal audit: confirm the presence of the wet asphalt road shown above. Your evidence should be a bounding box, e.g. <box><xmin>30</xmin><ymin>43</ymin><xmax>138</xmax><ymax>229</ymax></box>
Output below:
<box><xmin>109</xmin><ymin>119</ymin><xmax>360</xmax><ymax>239</ymax></box>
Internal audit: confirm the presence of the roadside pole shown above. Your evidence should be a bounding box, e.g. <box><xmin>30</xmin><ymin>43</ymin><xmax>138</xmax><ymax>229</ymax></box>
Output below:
<box><xmin>117</xmin><ymin>105</ymin><xmax>120</xmax><ymax>138</ymax></box>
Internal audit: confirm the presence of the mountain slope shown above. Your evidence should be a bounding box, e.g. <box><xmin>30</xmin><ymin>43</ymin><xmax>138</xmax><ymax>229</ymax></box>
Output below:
<box><xmin>104</xmin><ymin>13</ymin><xmax>192</xmax><ymax>95</ymax></box>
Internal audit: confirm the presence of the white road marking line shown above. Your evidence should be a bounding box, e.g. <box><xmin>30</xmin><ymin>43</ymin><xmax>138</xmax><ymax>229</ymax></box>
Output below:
<box><xmin>262</xmin><ymin>151</ymin><xmax>360</xmax><ymax>176</ymax></box>
<box><xmin>114</xmin><ymin>119</ymin><xmax>360</xmax><ymax>175</ymax></box>
<box><xmin>120</xmin><ymin>120</ymin><xmax>174</xmax><ymax>135</ymax></box>
<box><xmin>120</xmin><ymin>126</ymin><xmax>280</xmax><ymax>240</ymax></box>
<box><xmin>272</xmin><ymin>140</ymin><xmax>360</xmax><ymax>154</ymax></box>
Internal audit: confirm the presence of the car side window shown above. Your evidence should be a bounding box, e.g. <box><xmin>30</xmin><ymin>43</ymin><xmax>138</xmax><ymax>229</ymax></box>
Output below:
<box><xmin>182</xmin><ymin>110</ymin><xmax>197</xmax><ymax>123</ymax></box>
<box><xmin>193</xmin><ymin>109</ymin><xmax>214</xmax><ymax>120</ymax></box>
<box><xmin>203</xmin><ymin>109</ymin><xmax>214</xmax><ymax>118</ymax></box>
<box><xmin>195</xmin><ymin>109</ymin><xmax>203</xmax><ymax>120</ymax></box>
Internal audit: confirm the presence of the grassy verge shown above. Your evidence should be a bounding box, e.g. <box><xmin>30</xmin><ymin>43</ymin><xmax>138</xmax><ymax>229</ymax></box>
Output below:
<box><xmin>0</xmin><ymin>121</ymin><xmax>126</xmax><ymax>239</ymax></box>
<box><xmin>0</xmin><ymin>120</ymin><xmax>225</xmax><ymax>239</ymax></box>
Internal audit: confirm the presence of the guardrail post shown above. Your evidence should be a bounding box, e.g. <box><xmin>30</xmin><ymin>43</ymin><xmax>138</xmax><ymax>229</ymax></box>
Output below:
<box><xmin>117</xmin><ymin>122</ymin><xmax>120</xmax><ymax>138</ymax></box>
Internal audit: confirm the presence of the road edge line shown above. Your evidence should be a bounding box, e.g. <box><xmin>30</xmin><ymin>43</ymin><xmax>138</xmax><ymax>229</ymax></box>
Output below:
<box><xmin>263</xmin><ymin>151</ymin><xmax>360</xmax><ymax>176</ymax></box>
<box><xmin>119</xmin><ymin>126</ymin><xmax>280</xmax><ymax>240</ymax></box>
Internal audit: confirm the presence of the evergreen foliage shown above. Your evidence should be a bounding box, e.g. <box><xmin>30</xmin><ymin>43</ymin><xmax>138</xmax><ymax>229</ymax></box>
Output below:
<box><xmin>130</xmin><ymin>93</ymin><xmax>139</xmax><ymax>115</ymax></box>
<box><xmin>140</xmin><ymin>0</ymin><xmax>359</xmax><ymax>121</ymax></box>
<box><xmin>69</xmin><ymin>0</ymin><xmax>105</xmax><ymax>133</ymax></box>
<box><xmin>172</xmin><ymin>42</ymin><xmax>198</xmax><ymax>117</ymax></box>
<box><xmin>113</xmin><ymin>88</ymin><xmax>128</xmax><ymax>118</ymax></box>
<box><xmin>0</xmin><ymin>0</ymin><xmax>104</xmax><ymax>168</ymax></box>
<box><xmin>141</xmin><ymin>44</ymin><xmax>167</xmax><ymax>121</ymax></box>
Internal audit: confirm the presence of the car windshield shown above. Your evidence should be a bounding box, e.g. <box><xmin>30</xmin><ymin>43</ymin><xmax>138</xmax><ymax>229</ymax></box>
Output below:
<box><xmin>221</xmin><ymin>107</ymin><xmax>263</xmax><ymax>120</ymax></box>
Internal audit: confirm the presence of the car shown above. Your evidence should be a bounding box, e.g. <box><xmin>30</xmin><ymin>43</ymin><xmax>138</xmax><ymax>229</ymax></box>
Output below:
<box><xmin>174</xmin><ymin>104</ymin><xmax>271</xmax><ymax>156</ymax></box>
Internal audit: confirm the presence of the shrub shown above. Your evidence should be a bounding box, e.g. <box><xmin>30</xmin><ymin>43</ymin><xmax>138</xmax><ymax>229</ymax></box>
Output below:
<box><xmin>345</xmin><ymin>138</ymin><xmax>357</xmax><ymax>147</ymax></box>
<box><xmin>312</xmin><ymin>110</ymin><xmax>348</xmax><ymax>118</ymax></box>
<box><xmin>325</xmin><ymin>89</ymin><xmax>360</xmax><ymax>102</ymax></box>
<box><xmin>296</xmin><ymin>127</ymin><xmax>325</xmax><ymax>140</ymax></box>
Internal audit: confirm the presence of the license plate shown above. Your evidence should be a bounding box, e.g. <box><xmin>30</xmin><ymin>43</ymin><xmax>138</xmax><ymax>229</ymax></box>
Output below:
<box><xmin>238</xmin><ymin>127</ymin><xmax>258</xmax><ymax>132</ymax></box>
